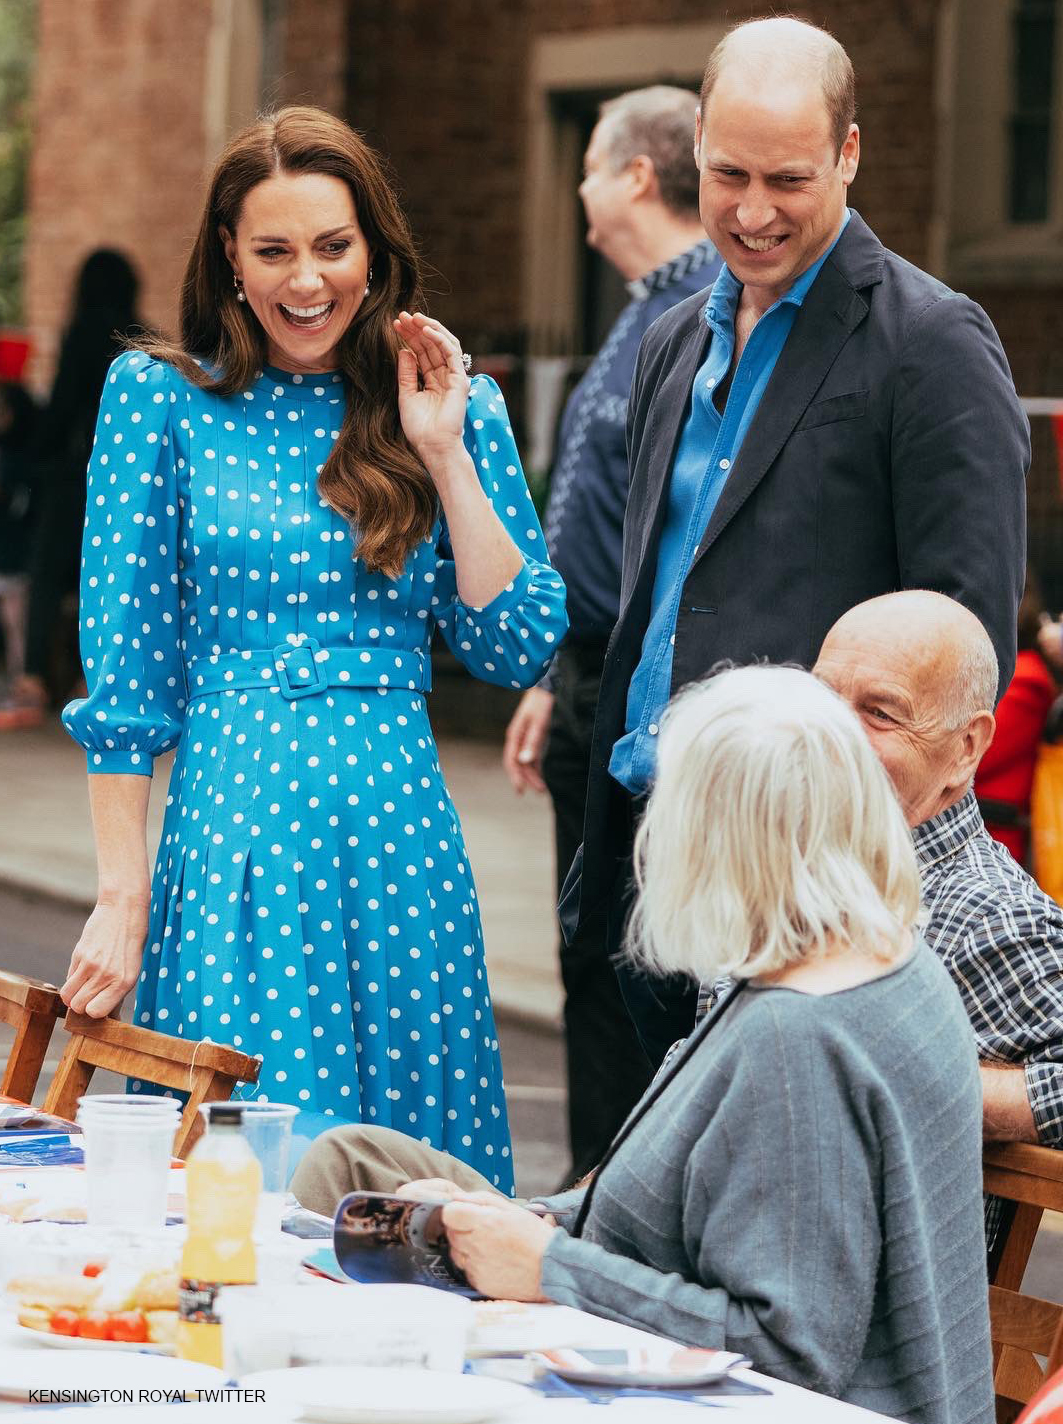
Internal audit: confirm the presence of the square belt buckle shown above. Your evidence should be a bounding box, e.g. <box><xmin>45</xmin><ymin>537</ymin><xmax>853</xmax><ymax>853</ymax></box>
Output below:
<box><xmin>274</xmin><ymin>639</ymin><xmax>327</xmax><ymax>699</ymax></box>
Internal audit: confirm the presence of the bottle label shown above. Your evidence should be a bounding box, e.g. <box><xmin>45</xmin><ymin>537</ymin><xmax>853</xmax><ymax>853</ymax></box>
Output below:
<box><xmin>179</xmin><ymin>1278</ymin><xmax>221</xmax><ymax>1326</ymax></box>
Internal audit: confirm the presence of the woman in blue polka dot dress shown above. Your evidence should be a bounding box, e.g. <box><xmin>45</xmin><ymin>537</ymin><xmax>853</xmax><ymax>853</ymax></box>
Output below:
<box><xmin>59</xmin><ymin>108</ymin><xmax>566</xmax><ymax>1193</ymax></box>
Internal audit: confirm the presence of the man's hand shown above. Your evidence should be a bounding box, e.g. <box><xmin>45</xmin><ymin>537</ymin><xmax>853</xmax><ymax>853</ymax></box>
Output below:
<box><xmin>396</xmin><ymin>1178</ymin><xmax>474</xmax><ymax>1202</ymax></box>
<box><xmin>980</xmin><ymin>1063</ymin><xmax>1039</xmax><ymax>1141</ymax></box>
<box><xmin>442</xmin><ymin>1197</ymin><xmax>555</xmax><ymax>1300</ymax></box>
<box><xmin>502</xmin><ymin>686</ymin><xmax>553</xmax><ymax>794</ymax></box>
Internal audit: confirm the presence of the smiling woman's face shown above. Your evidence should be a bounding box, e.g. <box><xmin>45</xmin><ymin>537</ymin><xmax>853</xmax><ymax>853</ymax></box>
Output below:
<box><xmin>222</xmin><ymin>170</ymin><xmax>371</xmax><ymax>375</ymax></box>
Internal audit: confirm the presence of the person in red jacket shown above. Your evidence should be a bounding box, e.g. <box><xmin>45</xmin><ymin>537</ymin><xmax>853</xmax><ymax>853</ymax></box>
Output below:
<box><xmin>975</xmin><ymin>584</ymin><xmax>1057</xmax><ymax>864</ymax></box>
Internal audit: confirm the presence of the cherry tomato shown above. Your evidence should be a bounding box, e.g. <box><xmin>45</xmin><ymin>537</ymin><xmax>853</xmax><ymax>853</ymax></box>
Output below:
<box><xmin>108</xmin><ymin>1311</ymin><xmax>148</xmax><ymax>1344</ymax></box>
<box><xmin>76</xmin><ymin>1310</ymin><xmax>113</xmax><ymax>1340</ymax></box>
<box><xmin>81</xmin><ymin>1262</ymin><xmax>106</xmax><ymax>1278</ymax></box>
<box><xmin>48</xmin><ymin>1308</ymin><xmax>80</xmax><ymax>1336</ymax></box>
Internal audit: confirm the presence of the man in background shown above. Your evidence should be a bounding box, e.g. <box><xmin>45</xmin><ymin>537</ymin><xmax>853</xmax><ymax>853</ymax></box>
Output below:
<box><xmin>502</xmin><ymin>86</ymin><xmax>720</xmax><ymax>1180</ymax></box>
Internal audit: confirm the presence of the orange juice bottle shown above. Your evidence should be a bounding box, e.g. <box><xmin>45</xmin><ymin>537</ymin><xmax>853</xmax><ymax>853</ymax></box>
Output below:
<box><xmin>176</xmin><ymin>1103</ymin><xmax>261</xmax><ymax>1368</ymax></box>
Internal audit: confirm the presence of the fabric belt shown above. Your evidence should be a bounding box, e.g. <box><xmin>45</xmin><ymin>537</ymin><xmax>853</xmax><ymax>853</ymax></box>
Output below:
<box><xmin>186</xmin><ymin>638</ymin><xmax>432</xmax><ymax>700</ymax></box>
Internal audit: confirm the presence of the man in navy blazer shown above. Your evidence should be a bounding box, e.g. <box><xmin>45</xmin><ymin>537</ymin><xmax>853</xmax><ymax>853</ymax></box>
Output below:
<box><xmin>561</xmin><ymin>15</ymin><xmax>1030</xmax><ymax>1070</ymax></box>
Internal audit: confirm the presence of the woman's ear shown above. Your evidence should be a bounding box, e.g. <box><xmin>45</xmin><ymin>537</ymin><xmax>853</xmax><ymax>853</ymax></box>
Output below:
<box><xmin>219</xmin><ymin>225</ymin><xmax>238</xmax><ymax>275</ymax></box>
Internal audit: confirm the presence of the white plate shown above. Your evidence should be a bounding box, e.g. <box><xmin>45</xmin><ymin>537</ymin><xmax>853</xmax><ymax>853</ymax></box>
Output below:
<box><xmin>241</xmin><ymin>1365</ymin><xmax>533</xmax><ymax>1423</ymax></box>
<box><xmin>0</xmin><ymin>1345</ymin><xmax>221</xmax><ymax>1401</ymax></box>
<box><xmin>13</xmin><ymin>1321</ymin><xmax>174</xmax><ymax>1354</ymax></box>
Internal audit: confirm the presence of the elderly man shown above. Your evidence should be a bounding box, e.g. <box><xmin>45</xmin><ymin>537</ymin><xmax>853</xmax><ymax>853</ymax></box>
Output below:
<box><xmin>501</xmin><ymin>86</ymin><xmax>720</xmax><ymax>1179</ymax></box>
<box><xmin>563</xmin><ymin>14</ymin><xmax>1030</xmax><ymax>1071</ymax></box>
<box><xmin>291</xmin><ymin>591</ymin><xmax>1063</xmax><ymax>1250</ymax></box>
<box><xmin>813</xmin><ymin>591</ymin><xmax>1063</xmax><ymax>1158</ymax></box>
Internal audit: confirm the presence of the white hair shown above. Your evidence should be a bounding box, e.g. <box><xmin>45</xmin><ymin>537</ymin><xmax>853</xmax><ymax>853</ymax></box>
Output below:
<box><xmin>945</xmin><ymin>633</ymin><xmax>999</xmax><ymax>728</ymax></box>
<box><xmin>627</xmin><ymin>665</ymin><xmax>921</xmax><ymax>985</ymax></box>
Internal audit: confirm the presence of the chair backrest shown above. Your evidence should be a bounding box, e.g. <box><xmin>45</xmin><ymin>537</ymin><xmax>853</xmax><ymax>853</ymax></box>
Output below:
<box><xmin>0</xmin><ymin>970</ymin><xmax>65</xmax><ymax>1102</ymax></box>
<box><xmin>990</xmin><ymin>1285</ymin><xmax>1063</xmax><ymax>1415</ymax></box>
<box><xmin>983</xmin><ymin>1142</ymin><xmax>1063</xmax><ymax>1417</ymax></box>
<box><xmin>41</xmin><ymin>1010</ymin><xmax>261</xmax><ymax>1157</ymax></box>
<box><xmin>1015</xmin><ymin>1322</ymin><xmax>1063</xmax><ymax>1423</ymax></box>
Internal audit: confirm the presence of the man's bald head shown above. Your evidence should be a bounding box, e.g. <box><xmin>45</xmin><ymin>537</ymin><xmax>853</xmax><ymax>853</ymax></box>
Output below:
<box><xmin>825</xmin><ymin>591</ymin><xmax>999</xmax><ymax>726</ymax></box>
<box><xmin>813</xmin><ymin>591</ymin><xmax>999</xmax><ymax>827</ymax></box>
<box><xmin>700</xmin><ymin>17</ymin><xmax>856</xmax><ymax>157</ymax></box>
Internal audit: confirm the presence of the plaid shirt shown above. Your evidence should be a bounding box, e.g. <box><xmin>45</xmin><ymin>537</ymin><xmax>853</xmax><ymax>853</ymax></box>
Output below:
<box><xmin>692</xmin><ymin>789</ymin><xmax>1063</xmax><ymax>1251</ymax></box>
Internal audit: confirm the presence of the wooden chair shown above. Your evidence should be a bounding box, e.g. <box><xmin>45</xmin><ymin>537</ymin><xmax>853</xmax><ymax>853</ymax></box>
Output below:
<box><xmin>0</xmin><ymin>970</ymin><xmax>65</xmax><ymax>1102</ymax></box>
<box><xmin>41</xmin><ymin>1010</ymin><xmax>261</xmax><ymax>1158</ymax></box>
<box><xmin>983</xmin><ymin>1142</ymin><xmax>1063</xmax><ymax>1422</ymax></box>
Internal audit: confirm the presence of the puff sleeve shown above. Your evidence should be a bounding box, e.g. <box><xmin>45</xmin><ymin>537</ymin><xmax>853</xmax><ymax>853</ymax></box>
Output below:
<box><xmin>431</xmin><ymin>376</ymin><xmax>567</xmax><ymax>688</ymax></box>
<box><xmin>62</xmin><ymin>351</ymin><xmax>185</xmax><ymax>776</ymax></box>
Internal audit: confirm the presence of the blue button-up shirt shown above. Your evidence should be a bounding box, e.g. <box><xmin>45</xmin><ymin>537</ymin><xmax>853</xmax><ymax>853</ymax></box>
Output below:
<box><xmin>610</xmin><ymin>212</ymin><xmax>851</xmax><ymax>793</ymax></box>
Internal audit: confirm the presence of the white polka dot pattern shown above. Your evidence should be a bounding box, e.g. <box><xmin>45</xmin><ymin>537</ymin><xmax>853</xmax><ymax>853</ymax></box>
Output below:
<box><xmin>62</xmin><ymin>353</ymin><xmax>569</xmax><ymax>1193</ymax></box>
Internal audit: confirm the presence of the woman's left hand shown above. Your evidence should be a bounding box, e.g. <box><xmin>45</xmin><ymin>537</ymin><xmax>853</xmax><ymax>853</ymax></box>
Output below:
<box><xmin>442</xmin><ymin>1197</ymin><xmax>555</xmax><ymax>1301</ymax></box>
<box><xmin>395</xmin><ymin>311</ymin><xmax>470</xmax><ymax>469</ymax></box>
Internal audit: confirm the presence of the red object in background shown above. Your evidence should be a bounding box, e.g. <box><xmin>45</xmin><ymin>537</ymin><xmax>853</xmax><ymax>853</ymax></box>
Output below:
<box><xmin>0</xmin><ymin>330</ymin><xmax>31</xmax><ymax>381</ymax></box>
<box><xmin>974</xmin><ymin>649</ymin><xmax>1056</xmax><ymax>863</ymax></box>
<box><xmin>1016</xmin><ymin>1365</ymin><xmax>1063</xmax><ymax>1423</ymax></box>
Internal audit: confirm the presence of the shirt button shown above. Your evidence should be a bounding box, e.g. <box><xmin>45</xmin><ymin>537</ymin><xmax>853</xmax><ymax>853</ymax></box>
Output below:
<box><xmin>706</xmin><ymin>377</ymin><xmax>716</xmax><ymax>388</ymax></box>
<box><xmin>649</xmin><ymin>723</ymin><xmax>659</xmax><ymax>736</ymax></box>
<box><xmin>719</xmin><ymin>457</ymin><xmax>731</xmax><ymax>470</ymax></box>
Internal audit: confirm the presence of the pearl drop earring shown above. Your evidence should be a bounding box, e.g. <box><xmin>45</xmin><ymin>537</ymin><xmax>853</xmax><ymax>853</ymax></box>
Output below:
<box><xmin>364</xmin><ymin>265</ymin><xmax>373</xmax><ymax>297</ymax></box>
<box><xmin>234</xmin><ymin>274</ymin><xmax>246</xmax><ymax>303</ymax></box>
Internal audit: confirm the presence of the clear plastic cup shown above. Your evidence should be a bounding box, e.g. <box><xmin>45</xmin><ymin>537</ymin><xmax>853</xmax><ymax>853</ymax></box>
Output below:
<box><xmin>76</xmin><ymin>1094</ymin><xmax>181</xmax><ymax>1229</ymax></box>
<box><xmin>199</xmin><ymin>1101</ymin><xmax>297</xmax><ymax>1237</ymax></box>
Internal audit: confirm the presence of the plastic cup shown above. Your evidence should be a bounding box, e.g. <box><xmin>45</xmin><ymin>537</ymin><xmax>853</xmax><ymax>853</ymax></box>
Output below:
<box><xmin>76</xmin><ymin>1094</ymin><xmax>181</xmax><ymax>1229</ymax></box>
<box><xmin>199</xmin><ymin>1100</ymin><xmax>297</xmax><ymax>1237</ymax></box>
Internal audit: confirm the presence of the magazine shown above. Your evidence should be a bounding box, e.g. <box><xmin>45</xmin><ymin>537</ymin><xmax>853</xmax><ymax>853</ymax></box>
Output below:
<box><xmin>332</xmin><ymin>1191</ymin><xmax>483</xmax><ymax>1298</ymax></box>
<box><xmin>0</xmin><ymin>1097</ymin><xmax>79</xmax><ymax>1134</ymax></box>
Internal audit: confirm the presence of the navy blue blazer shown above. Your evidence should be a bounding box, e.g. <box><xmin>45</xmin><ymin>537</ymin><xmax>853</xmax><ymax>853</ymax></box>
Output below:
<box><xmin>561</xmin><ymin>210</ymin><xmax>1030</xmax><ymax>1059</ymax></box>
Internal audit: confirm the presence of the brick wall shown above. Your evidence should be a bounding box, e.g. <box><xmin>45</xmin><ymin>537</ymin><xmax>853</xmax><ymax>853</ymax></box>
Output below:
<box><xmin>275</xmin><ymin>0</ymin><xmax>348</xmax><ymax>114</ymax></box>
<box><xmin>23</xmin><ymin>0</ymin><xmax>349</xmax><ymax>393</ymax></box>
<box><xmin>24</xmin><ymin>0</ymin><xmax>212</xmax><ymax>392</ymax></box>
<box><xmin>343</xmin><ymin>0</ymin><xmax>946</xmax><ymax>341</ymax></box>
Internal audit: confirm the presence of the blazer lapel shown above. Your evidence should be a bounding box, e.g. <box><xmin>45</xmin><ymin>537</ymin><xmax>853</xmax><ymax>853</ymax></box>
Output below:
<box><xmin>634</xmin><ymin>317</ymin><xmax>712</xmax><ymax>576</ymax></box>
<box><xmin>690</xmin><ymin>246</ymin><xmax>872</xmax><ymax>568</ymax></box>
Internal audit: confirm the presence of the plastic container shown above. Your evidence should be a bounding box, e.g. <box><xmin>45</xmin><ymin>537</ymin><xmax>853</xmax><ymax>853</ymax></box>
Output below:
<box><xmin>76</xmin><ymin>1094</ymin><xmax>181</xmax><ymax>1229</ymax></box>
<box><xmin>199</xmin><ymin>1100</ymin><xmax>297</xmax><ymax>1238</ymax></box>
<box><xmin>222</xmin><ymin>1281</ymin><xmax>473</xmax><ymax>1377</ymax></box>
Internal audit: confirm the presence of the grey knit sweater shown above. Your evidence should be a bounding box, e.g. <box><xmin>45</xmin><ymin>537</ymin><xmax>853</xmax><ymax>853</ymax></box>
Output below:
<box><xmin>539</xmin><ymin>944</ymin><xmax>994</xmax><ymax>1424</ymax></box>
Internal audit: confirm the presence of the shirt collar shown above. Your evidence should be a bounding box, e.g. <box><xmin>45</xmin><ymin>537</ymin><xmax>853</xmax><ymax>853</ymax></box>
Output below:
<box><xmin>912</xmin><ymin>788</ymin><xmax>985</xmax><ymax>872</ymax></box>
<box><xmin>626</xmin><ymin>238</ymin><xmax>718</xmax><ymax>301</ymax></box>
<box><xmin>702</xmin><ymin>207</ymin><xmax>851</xmax><ymax>330</ymax></box>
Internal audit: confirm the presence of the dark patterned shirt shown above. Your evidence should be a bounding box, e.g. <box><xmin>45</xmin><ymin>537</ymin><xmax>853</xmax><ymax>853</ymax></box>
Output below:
<box><xmin>913</xmin><ymin>788</ymin><xmax>1063</xmax><ymax>1143</ymax></box>
<box><xmin>543</xmin><ymin>239</ymin><xmax>720</xmax><ymax>643</ymax></box>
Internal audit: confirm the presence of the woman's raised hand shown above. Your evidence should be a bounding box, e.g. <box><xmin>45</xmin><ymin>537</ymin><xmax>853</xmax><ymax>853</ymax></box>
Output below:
<box><xmin>395</xmin><ymin>311</ymin><xmax>470</xmax><ymax>470</ymax></box>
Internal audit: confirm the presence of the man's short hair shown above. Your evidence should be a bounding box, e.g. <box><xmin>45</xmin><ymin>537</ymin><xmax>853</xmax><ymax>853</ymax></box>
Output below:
<box><xmin>597</xmin><ymin>86</ymin><xmax>701</xmax><ymax>218</ymax></box>
<box><xmin>699</xmin><ymin>17</ymin><xmax>856</xmax><ymax>158</ymax></box>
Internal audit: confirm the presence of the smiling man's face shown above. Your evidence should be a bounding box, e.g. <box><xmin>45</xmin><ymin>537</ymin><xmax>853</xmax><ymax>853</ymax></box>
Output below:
<box><xmin>813</xmin><ymin>622</ymin><xmax>972</xmax><ymax>829</ymax></box>
<box><xmin>694</xmin><ymin>71</ymin><xmax>858</xmax><ymax>310</ymax></box>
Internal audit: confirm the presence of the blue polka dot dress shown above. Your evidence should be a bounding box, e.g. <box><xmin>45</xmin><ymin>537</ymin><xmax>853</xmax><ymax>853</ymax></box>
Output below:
<box><xmin>63</xmin><ymin>351</ymin><xmax>568</xmax><ymax>1193</ymax></box>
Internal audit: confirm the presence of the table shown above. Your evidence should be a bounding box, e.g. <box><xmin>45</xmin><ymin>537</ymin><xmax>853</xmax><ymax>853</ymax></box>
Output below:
<box><xmin>0</xmin><ymin>1149</ymin><xmax>898</xmax><ymax>1421</ymax></box>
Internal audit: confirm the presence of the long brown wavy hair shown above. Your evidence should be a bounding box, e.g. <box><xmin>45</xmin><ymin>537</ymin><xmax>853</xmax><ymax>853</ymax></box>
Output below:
<box><xmin>137</xmin><ymin>106</ymin><xmax>432</xmax><ymax>577</ymax></box>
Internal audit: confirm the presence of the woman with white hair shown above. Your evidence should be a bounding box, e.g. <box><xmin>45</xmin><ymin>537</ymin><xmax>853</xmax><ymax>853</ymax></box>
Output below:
<box><xmin>442</xmin><ymin>666</ymin><xmax>994</xmax><ymax>1424</ymax></box>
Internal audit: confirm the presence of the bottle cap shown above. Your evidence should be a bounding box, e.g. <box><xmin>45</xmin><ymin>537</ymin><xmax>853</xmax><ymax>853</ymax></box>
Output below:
<box><xmin>207</xmin><ymin>1103</ymin><xmax>244</xmax><ymax>1127</ymax></box>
